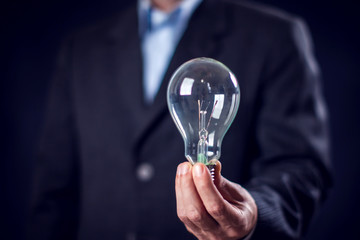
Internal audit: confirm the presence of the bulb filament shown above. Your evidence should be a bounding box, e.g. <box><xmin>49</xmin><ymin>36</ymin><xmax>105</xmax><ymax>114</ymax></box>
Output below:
<box><xmin>197</xmin><ymin>110</ymin><xmax>208</xmax><ymax>164</ymax></box>
<box><xmin>197</xmin><ymin>100</ymin><xmax>218</xmax><ymax>164</ymax></box>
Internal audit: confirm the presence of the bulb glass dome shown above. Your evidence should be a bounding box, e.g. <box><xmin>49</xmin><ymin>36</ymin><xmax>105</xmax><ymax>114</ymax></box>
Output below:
<box><xmin>167</xmin><ymin>58</ymin><xmax>240</xmax><ymax>165</ymax></box>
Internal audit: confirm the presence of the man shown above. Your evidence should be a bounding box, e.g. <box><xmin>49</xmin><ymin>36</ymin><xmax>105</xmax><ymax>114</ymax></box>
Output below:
<box><xmin>28</xmin><ymin>0</ymin><xmax>331</xmax><ymax>239</ymax></box>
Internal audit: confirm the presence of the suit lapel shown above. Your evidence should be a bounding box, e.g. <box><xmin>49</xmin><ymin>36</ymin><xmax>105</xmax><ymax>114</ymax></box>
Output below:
<box><xmin>111</xmin><ymin>5</ymin><xmax>144</xmax><ymax>118</ymax></box>
<box><xmin>100</xmin><ymin>4</ymin><xmax>147</xmax><ymax>153</ymax></box>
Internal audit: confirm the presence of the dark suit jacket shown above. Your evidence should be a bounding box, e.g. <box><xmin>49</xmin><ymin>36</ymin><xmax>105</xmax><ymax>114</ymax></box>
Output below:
<box><xmin>29</xmin><ymin>0</ymin><xmax>332</xmax><ymax>239</ymax></box>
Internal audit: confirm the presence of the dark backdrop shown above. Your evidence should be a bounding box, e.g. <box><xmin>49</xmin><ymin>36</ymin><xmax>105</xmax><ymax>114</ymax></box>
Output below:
<box><xmin>1</xmin><ymin>0</ymin><xmax>359</xmax><ymax>239</ymax></box>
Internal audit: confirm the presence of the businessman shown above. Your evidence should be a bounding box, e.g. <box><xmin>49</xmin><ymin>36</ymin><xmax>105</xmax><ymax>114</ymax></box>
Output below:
<box><xmin>28</xmin><ymin>0</ymin><xmax>331</xmax><ymax>239</ymax></box>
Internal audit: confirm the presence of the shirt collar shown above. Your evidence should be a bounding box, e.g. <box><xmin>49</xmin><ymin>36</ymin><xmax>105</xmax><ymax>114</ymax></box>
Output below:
<box><xmin>138</xmin><ymin>0</ymin><xmax>203</xmax><ymax>37</ymax></box>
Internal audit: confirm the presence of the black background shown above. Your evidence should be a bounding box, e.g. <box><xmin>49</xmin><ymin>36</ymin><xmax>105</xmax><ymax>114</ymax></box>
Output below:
<box><xmin>1</xmin><ymin>0</ymin><xmax>359</xmax><ymax>239</ymax></box>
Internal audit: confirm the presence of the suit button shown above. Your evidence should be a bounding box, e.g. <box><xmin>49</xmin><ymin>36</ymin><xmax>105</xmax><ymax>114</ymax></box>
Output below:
<box><xmin>126</xmin><ymin>232</ymin><xmax>136</xmax><ymax>240</ymax></box>
<box><xmin>136</xmin><ymin>163</ymin><xmax>154</xmax><ymax>182</ymax></box>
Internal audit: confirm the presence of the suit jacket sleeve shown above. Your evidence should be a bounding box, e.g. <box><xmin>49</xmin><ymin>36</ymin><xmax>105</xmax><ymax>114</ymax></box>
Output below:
<box><xmin>244</xmin><ymin>18</ymin><xmax>331</xmax><ymax>239</ymax></box>
<box><xmin>27</xmin><ymin>38</ymin><xmax>79</xmax><ymax>240</ymax></box>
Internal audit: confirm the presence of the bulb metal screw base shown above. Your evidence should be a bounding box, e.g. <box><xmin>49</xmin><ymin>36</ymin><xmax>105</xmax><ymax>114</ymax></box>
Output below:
<box><xmin>206</xmin><ymin>164</ymin><xmax>216</xmax><ymax>181</ymax></box>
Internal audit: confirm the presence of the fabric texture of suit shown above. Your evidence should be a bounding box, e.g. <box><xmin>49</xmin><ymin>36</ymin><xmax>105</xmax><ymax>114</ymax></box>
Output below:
<box><xmin>28</xmin><ymin>0</ymin><xmax>332</xmax><ymax>239</ymax></box>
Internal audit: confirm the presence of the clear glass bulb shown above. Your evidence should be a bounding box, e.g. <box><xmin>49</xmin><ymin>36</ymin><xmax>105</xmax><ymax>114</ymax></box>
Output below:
<box><xmin>167</xmin><ymin>57</ymin><xmax>240</xmax><ymax>167</ymax></box>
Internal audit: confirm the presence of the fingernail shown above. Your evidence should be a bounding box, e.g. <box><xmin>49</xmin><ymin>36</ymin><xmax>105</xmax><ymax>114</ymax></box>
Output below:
<box><xmin>177</xmin><ymin>163</ymin><xmax>189</xmax><ymax>176</ymax></box>
<box><xmin>194</xmin><ymin>164</ymin><xmax>204</xmax><ymax>177</ymax></box>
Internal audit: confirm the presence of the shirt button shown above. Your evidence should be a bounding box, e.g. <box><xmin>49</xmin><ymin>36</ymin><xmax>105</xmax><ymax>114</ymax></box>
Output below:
<box><xmin>136</xmin><ymin>163</ymin><xmax>154</xmax><ymax>182</ymax></box>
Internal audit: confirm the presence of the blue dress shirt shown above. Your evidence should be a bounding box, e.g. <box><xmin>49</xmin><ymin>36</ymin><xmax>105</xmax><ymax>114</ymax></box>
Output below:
<box><xmin>138</xmin><ymin>0</ymin><xmax>202</xmax><ymax>104</ymax></box>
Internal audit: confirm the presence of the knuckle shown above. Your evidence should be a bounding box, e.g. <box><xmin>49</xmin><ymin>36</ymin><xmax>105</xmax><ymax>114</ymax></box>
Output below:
<box><xmin>223</xmin><ymin>225</ymin><xmax>243</xmax><ymax>239</ymax></box>
<box><xmin>187</xmin><ymin>209</ymin><xmax>203</xmax><ymax>223</ymax></box>
<box><xmin>208</xmin><ymin>203</ymin><xmax>225</xmax><ymax>217</ymax></box>
<box><xmin>227</xmin><ymin>229</ymin><xmax>242</xmax><ymax>239</ymax></box>
<box><xmin>185</xmin><ymin>225</ymin><xmax>195</xmax><ymax>235</ymax></box>
<box><xmin>177</xmin><ymin>210</ymin><xmax>187</xmax><ymax>222</ymax></box>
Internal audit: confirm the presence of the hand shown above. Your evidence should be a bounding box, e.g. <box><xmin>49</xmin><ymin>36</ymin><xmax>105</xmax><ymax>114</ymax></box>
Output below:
<box><xmin>175</xmin><ymin>161</ymin><xmax>258</xmax><ymax>240</ymax></box>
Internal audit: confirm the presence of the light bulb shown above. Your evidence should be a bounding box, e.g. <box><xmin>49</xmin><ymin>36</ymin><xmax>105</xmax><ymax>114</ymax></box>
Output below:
<box><xmin>167</xmin><ymin>57</ymin><xmax>240</xmax><ymax>175</ymax></box>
